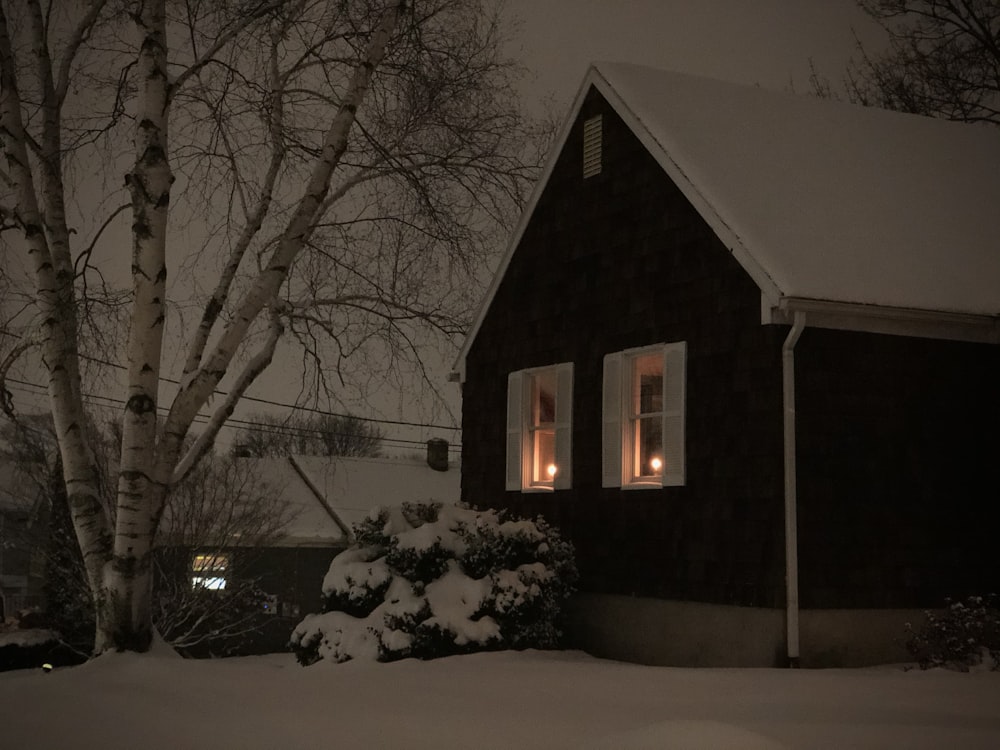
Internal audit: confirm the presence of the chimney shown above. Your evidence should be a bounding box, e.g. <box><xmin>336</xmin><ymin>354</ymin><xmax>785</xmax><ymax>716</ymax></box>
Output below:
<box><xmin>426</xmin><ymin>438</ymin><xmax>449</xmax><ymax>472</ymax></box>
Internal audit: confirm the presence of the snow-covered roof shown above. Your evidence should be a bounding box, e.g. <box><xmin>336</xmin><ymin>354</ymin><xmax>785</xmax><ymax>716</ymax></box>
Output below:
<box><xmin>232</xmin><ymin>455</ymin><xmax>461</xmax><ymax>547</ymax></box>
<box><xmin>291</xmin><ymin>455</ymin><xmax>461</xmax><ymax>532</ymax></box>
<box><xmin>231</xmin><ymin>457</ymin><xmax>346</xmax><ymax>547</ymax></box>
<box><xmin>455</xmin><ymin>63</ymin><xmax>1000</xmax><ymax>378</ymax></box>
<box><xmin>594</xmin><ymin>62</ymin><xmax>1000</xmax><ymax>317</ymax></box>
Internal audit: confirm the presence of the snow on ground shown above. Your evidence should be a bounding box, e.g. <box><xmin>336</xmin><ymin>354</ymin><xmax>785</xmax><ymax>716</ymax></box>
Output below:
<box><xmin>1</xmin><ymin>649</ymin><xmax>999</xmax><ymax>749</ymax></box>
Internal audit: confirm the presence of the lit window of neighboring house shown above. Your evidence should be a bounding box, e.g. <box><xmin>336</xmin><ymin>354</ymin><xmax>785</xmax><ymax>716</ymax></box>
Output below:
<box><xmin>506</xmin><ymin>363</ymin><xmax>573</xmax><ymax>491</ymax></box>
<box><xmin>603</xmin><ymin>342</ymin><xmax>686</xmax><ymax>488</ymax></box>
<box><xmin>191</xmin><ymin>552</ymin><xmax>229</xmax><ymax>590</ymax></box>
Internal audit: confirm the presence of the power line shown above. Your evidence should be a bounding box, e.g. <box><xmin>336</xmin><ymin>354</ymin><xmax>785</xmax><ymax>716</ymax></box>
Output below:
<box><xmin>5</xmin><ymin>379</ymin><xmax>462</xmax><ymax>453</ymax></box>
<box><xmin>0</xmin><ymin>329</ymin><xmax>460</xmax><ymax>432</ymax></box>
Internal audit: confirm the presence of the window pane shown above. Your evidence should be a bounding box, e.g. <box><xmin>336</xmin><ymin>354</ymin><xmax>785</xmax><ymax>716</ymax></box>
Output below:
<box><xmin>532</xmin><ymin>369</ymin><xmax>557</xmax><ymax>426</ymax></box>
<box><xmin>636</xmin><ymin>416</ymin><xmax>663</xmax><ymax>478</ymax></box>
<box><xmin>192</xmin><ymin>576</ymin><xmax>227</xmax><ymax>591</ymax></box>
<box><xmin>632</xmin><ymin>354</ymin><xmax>663</xmax><ymax>416</ymax></box>
<box><xmin>192</xmin><ymin>553</ymin><xmax>228</xmax><ymax>572</ymax></box>
<box><xmin>532</xmin><ymin>428</ymin><xmax>557</xmax><ymax>483</ymax></box>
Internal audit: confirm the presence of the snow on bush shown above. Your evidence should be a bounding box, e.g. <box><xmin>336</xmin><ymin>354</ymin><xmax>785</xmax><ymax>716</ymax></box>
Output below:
<box><xmin>290</xmin><ymin>503</ymin><xmax>577</xmax><ymax>664</ymax></box>
<box><xmin>905</xmin><ymin>594</ymin><xmax>1000</xmax><ymax>672</ymax></box>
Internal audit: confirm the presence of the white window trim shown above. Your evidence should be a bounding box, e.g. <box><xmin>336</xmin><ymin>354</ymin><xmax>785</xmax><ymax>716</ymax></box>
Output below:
<box><xmin>506</xmin><ymin>362</ymin><xmax>573</xmax><ymax>492</ymax></box>
<box><xmin>602</xmin><ymin>342</ymin><xmax>686</xmax><ymax>489</ymax></box>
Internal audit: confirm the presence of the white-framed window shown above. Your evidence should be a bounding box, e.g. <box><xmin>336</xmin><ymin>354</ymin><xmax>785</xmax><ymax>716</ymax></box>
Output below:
<box><xmin>603</xmin><ymin>342</ymin><xmax>686</xmax><ymax>488</ymax></box>
<box><xmin>191</xmin><ymin>552</ymin><xmax>229</xmax><ymax>590</ymax></box>
<box><xmin>507</xmin><ymin>363</ymin><xmax>573</xmax><ymax>491</ymax></box>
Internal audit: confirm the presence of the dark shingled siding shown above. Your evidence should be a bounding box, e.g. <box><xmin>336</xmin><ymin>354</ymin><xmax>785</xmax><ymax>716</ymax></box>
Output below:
<box><xmin>795</xmin><ymin>330</ymin><xmax>1000</xmax><ymax>608</ymax></box>
<box><xmin>463</xmin><ymin>88</ymin><xmax>787</xmax><ymax>608</ymax></box>
<box><xmin>462</xmin><ymin>86</ymin><xmax>1000</xmax><ymax>611</ymax></box>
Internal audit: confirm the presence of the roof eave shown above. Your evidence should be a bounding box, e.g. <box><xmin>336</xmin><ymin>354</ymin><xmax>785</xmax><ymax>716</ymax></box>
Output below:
<box><xmin>769</xmin><ymin>296</ymin><xmax>1000</xmax><ymax>344</ymax></box>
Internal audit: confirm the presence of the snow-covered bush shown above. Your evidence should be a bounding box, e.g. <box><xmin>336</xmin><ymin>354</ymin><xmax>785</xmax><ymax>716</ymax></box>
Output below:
<box><xmin>290</xmin><ymin>503</ymin><xmax>577</xmax><ymax>665</ymax></box>
<box><xmin>905</xmin><ymin>595</ymin><xmax>1000</xmax><ymax>671</ymax></box>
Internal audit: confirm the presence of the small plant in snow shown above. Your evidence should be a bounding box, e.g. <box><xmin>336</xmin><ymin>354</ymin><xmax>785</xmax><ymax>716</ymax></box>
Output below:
<box><xmin>904</xmin><ymin>595</ymin><xmax>1000</xmax><ymax>672</ymax></box>
<box><xmin>290</xmin><ymin>503</ymin><xmax>577</xmax><ymax>665</ymax></box>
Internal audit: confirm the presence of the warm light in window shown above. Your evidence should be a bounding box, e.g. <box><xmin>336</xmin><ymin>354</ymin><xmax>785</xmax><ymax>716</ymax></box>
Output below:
<box><xmin>650</xmin><ymin>457</ymin><xmax>662</xmax><ymax>473</ymax></box>
<box><xmin>192</xmin><ymin>553</ymin><xmax>228</xmax><ymax>572</ymax></box>
<box><xmin>547</xmin><ymin>463</ymin><xmax>558</xmax><ymax>478</ymax></box>
<box><xmin>192</xmin><ymin>576</ymin><xmax>227</xmax><ymax>590</ymax></box>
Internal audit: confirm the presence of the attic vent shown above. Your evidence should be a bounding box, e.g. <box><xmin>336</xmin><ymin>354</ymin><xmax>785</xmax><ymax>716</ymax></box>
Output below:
<box><xmin>582</xmin><ymin>114</ymin><xmax>602</xmax><ymax>178</ymax></box>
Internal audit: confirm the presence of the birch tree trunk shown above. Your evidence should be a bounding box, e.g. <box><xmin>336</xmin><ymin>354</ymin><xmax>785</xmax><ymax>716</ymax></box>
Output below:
<box><xmin>2</xmin><ymin>0</ymin><xmax>537</xmax><ymax>656</ymax></box>
<box><xmin>0</xmin><ymin>0</ymin><xmax>113</xmax><ymax>646</ymax></box>
<box><xmin>102</xmin><ymin>0</ymin><xmax>173</xmax><ymax>652</ymax></box>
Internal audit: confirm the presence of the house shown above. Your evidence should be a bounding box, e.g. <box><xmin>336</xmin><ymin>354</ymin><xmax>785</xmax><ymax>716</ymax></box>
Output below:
<box><xmin>241</xmin><ymin>449</ymin><xmax>462</xmax><ymax>619</ymax></box>
<box><xmin>162</xmin><ymin>445</ymin><xmax>461</xmax><ymax>654</ymax></box>
<box><xmin>453</xmin><ymin>63</ymin><xmax>1000</xmax><ymax>668</ymax></box>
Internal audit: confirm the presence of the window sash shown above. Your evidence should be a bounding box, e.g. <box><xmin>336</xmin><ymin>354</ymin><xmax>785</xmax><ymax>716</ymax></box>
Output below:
<box><xmin>507</xmin><ymin>363</ymin><xmax>573</xmax><ymax>491</ymax></box>
<box><xmin>628</xmin><ymin>352</ymin><xmax>665</xmax><ymax>482</ymax></box>
<box><xmin>603</xmin><ymin>342</ymin><xmax>686</xmax><ymax>488</ymax></box>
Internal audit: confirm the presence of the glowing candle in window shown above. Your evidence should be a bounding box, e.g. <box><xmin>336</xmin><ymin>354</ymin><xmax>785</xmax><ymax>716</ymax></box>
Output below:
<box><xmin>547</xmin><ymin>463</ymin><xmax>558</xmax><ymax>479</ymax></box>
<box><xmin>650</xmin><ymin>456</ymin><xmax>662</xmax><ymax>474</ymax></box>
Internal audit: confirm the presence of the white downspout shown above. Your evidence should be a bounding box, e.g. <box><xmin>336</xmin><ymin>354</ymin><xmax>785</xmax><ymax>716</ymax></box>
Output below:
<box><xmin>782</xmin><ymin>311</ymin><xmax>806</xmax><ymax>668</ymax></box>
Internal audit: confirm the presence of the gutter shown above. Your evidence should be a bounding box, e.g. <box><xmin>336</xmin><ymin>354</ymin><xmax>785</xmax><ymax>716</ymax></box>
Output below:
<box><xmin>774</xmin><ymin>296</ymin><xmax>999</xmax><ymax>345</ymax></box>
<box><xmin>782</xmin><ymin>311</ymin><xmax>806</xmax><ymax>668</ymax></box>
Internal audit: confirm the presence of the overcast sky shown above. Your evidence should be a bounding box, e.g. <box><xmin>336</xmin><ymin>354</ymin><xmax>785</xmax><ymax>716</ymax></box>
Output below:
<box><xmin>504</xmin><ymin>0</ymin><xmax>883</xmax><ymax>109</ymax></box>
<box><xmin>5</xmin><ymin>1</ymin><xmax>887</xmax><ymax>446</ymax></box>
<box><xmin>255</xmin><ymin>1</ymin><xmax>888</xmax><ymax>443</ymax></box>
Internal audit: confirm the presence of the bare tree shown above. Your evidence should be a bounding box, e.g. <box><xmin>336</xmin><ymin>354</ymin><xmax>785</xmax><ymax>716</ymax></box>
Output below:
<box><xmin>236</xmin><ymin>411</ymin><xmax>383</xmax><ymax>458</ymax></box>
<box><xmin>2</xmin><ymin>414</ymin><xmax>297</xmax><ymax>655</ymax></box>
<box><xmin>0</xmin><ymin>0</ymin><xmax>539</xmax><ymax>654</ymax></box>
<box><xmin>153</xmin><ymin>455</ymin><xmax>296</xmax><ymax>655</ymax></box>
<box><xmin>812</xmin><ymin>0</ymin><xmax>1000</xmax><ymax>126</ymax></box>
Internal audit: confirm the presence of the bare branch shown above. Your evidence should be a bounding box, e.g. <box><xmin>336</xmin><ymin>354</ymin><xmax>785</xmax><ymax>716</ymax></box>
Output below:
<box><xmin>0</xmin><ymin>334</ymin><xmax>39</xmax><ymax>420</ymax></box>
<box><xmin>168</xmin><ymin>1</ymin><xmax>284</xmax><ymax>99</ymax></box>
<box><xmin>172</xmin><ymin>307</ymin><xmax>284</xmax><ymax>486</ymax></box>
<box><xmin>53</xmin><ymin>0</ymin><xmax>112</xmax><ymax>108</ymax></box>
<box><xmin>180</xmin><ymin>20</ymin><xmax>289</xmax><ymax>379</ymax></box>
<box><xmin>825</xmin><ymin>1</ymin><xmax>1000</xmax><ymax>126</ymax></box>
<box><xmin>73</xmin><ymin>203</ymin><xmax>130</xmax><ymax>279</ymax></box>
<box><xmin>164</xmin><ymin>1</ymin><xmax>405</xmax><ymax>456</ymax></box>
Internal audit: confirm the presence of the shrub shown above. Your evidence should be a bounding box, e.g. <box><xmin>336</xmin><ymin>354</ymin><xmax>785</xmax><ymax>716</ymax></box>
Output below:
<box><xmin>0</xmin><ymin>624</ymin><xmax>85</xmax><ymax>672</ymax></box>
<box><xmin>905</xmin><ymin>595</ymin><xmax>1000</xmax><ymax>671</ymax></box>
<box><xmin>290</xmin><ymin>503</ymin><xmax>577</xmax><ymax>665</ymax></box>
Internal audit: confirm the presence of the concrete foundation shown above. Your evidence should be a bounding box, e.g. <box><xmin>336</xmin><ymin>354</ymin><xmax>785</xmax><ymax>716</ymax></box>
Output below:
<box><xmin>798</xmin><ymin>608</ymin><xmax>928</xmax><ymax>667</ymax></box>
<box><xmin>567</xmin><ymin>593</ymin><xmax>927</xmax><ymax>668</ymax></box>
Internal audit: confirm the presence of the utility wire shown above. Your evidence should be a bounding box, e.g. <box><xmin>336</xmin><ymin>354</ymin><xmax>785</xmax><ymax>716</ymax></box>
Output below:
<box><xmin>0</xmin><ymin>329</ymin><xmax>460</xmax><ymax>432</ymax></box>
<box><xmin>5</xmin><ymin>379</ymin><xmax>461</xmax><ymax>453</ymax></box>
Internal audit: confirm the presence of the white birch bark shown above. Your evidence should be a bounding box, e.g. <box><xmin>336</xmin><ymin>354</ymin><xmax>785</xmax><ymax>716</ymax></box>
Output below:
<box><xmin>0</xmin><ymin>1</ymin><xmax>113</xmax><ymax>645</ymax></box>
<box><xmin>4</xmin><ymin>0</ymin><xmax>528</xmax><ymax>657</ymax></box>
<box><xmin>106</xmin><ymin>0</ymin><xmax>172</xmax><ymax>652</ymax></box>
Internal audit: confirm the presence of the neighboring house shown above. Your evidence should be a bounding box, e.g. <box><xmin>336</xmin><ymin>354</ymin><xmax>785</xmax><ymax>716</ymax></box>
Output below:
<box><xmin>454</xmin><ymin>63</ymin><xmax>1000</xmax><ymax>668</ymax></box>
<box><xmin>0</xmin><ymin>463</ymin><xmax>47</xmax><ymax>621</ymax></box>
<box><xmin>167</xmin><ymin>445</ymin><xmax>461</xmax><ymax>653</ymax></box>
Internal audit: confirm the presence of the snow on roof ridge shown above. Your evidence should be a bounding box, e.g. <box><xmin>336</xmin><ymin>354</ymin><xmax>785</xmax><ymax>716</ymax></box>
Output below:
<box><xmin>591</xmin><ymin>61</ymin><xmax>1000</xmax><ymax>318</ymax></box>
<box><xmin>454</xmin><ymin>61</ymin><xmax>1000</xmax><ymax>378</ymax></box>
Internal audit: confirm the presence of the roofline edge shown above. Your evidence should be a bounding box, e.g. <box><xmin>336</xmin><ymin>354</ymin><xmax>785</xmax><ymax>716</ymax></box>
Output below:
<box><xmin>769</xmin><ymin>297</ymin><xmax>1000</xmax><ymax>344</ymax></box>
